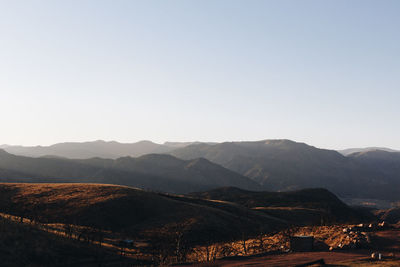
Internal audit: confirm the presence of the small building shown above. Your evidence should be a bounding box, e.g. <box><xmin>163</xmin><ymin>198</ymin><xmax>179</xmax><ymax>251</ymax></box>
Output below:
<box><xmin>290</xmin><ymin>236</ymin><xmax>314</xmax><ymax>252</ymax></box>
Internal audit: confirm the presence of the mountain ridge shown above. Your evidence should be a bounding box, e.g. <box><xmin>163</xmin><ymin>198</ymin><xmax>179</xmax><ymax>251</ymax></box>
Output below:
<box><xmin>2</xmin><ymin>139</ymin><xmax>400</xmax><ymax>201</ymax></box>
<box><xmin>170</xmin><ymin>140</ymin><xmax>400</xmax><ymax>200</ymax></box>
<box><xmin>0</xmin><ymin>149</ymin><xmax>260</xmax><ymax>193</ymax></box>
<box><xmin>0</xmin><ymin>140</ymin><xmax>182</xmax><ymax>159</ymax></box>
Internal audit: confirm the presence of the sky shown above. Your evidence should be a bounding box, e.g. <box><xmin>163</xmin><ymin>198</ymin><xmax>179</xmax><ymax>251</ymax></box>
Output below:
<box><xmin>0</xmin><ymin>0</ymin><xmax>399</xmax><ymax>150</ymax></box>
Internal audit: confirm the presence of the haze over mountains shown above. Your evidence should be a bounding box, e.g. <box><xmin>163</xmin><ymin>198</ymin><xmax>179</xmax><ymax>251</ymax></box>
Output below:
<box><xmin>3</xmin><ymin>139</ymin><xmax>398</xmax><ymax>160</ymax></box>
<box><xmin>0</xmin><ymin>140</ymin><xmax>191</xmax><ymax>159</ymax></box>
<box><xmin>338</xmin><ymin>147</ymin><xmax>400</xmax><ymax>156</ymax></box>
<box><xmin>1</xmin><ymin>139</ymin><xmax>400</xmax><ymax>201</ymax></box>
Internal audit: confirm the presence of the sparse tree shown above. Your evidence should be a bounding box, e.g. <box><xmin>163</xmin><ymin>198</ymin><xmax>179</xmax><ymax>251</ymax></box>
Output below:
<box><xmin>280</xmin><ymin>225</ymin><xmax>299</xmax><ymax>250</ymax></box>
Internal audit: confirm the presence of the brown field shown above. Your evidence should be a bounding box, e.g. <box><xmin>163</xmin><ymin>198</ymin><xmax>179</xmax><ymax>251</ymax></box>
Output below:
<box><xmin>2</xmin><ymin>183</ymin><xmax>399</xmax><ymax>266</ymax></box>
<box><xmin>0</xmin><ymin>183</ymin><xmax>284</xmax><ymax>236</ymax></box>
<box><xmin>0</xmin><ymin>183</ymin><xmax>287</xmax><ymax>265</ymax></box>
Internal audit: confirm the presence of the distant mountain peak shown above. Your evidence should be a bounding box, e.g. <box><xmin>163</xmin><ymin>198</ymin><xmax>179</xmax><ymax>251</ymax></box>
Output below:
<box><xmin>136</xmin><ymin>140</ymin><xmax>158</xmax><ymax>144</ymax></box>
<box><xmin>339</xmin><ymin>147</ymin><xmax>399</xmax><ymax>156</ymax></box>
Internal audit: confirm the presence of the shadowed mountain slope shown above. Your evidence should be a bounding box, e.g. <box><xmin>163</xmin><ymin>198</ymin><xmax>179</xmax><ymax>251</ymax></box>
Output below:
<box><xmin>0</xmin><ymin>149</ymin><xmax>260</xmax><ymax>193</ymax></box>
<box><xmin>348</xmin><ymin>150</ymin><xmax>400</xmax><ymax>179</ymax></box>
<box><xmin>79</xmin><ymin>154</ymin><xmax>261</xmax><ymax>191</ymax></box>
<box><xmin>170</xmin><ymin>140</ymin><xmax>400</xmax><ymax>200</ymax></box>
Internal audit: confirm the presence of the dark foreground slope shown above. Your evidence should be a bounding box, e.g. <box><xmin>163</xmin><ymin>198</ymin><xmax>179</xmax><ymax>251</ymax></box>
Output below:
<box><xmin>0</xmin><ymin>183</ymin><xmax>281</xmax><ymax>244</ymax></box>
<box><xmin>0</xmin><ymin>149</ymin><xmax>260</xmax><ymax>193</ymax></box>
<box><xmin>0</xmin><ymin>215</ymin><xmax>142</xmax><ymax>267</ymax></box>
<box><xmin>171</xmin><ymin>140</ymin><xmax>400</xmax><ymax>200</ymax></box>
<box><xmin>189</xmin><ymin>187</ymin><xmax>374</xmax><ymax>225</ymax></box>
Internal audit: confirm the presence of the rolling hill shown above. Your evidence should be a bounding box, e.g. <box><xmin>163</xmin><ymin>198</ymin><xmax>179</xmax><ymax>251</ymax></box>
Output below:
<box><xmin>0</xmin><ymin>183</ymin><xmax>373</xmax><ymax>245</ymax></box>
<box><xmin>0</xmin><ymin>183</ymin><xmax>284</xmax><ymax>244</ymax></box>
<box><xmin>0</xmin><ymin>183</ymin><xmax>378</xmax><ymax>265</ymax></box>
<box><xmin>0</xmin><ymin>149</ymin><xmax>260</xmax><ymax>193</ymax></box>
<box><xmin>189</xmin><ymin>187</ymin><xmax>372</xmax><ymax>225</ymax></box>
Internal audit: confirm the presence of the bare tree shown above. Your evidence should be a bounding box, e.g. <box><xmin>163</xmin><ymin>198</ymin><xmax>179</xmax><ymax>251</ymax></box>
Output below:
<box><xmin>280</xmin><ymin>225</ymin><xmax>299</xmax><ymax>250</ymax></box>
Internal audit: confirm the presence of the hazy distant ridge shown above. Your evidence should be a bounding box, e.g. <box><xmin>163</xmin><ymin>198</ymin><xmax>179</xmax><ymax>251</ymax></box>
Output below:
<box><xmin>338</xmin><ymin>147</ymin><xmax>399</xmax><ymax>156</ymax></box>
<box><xmin>0</xmin><ymin>149</ymin><xmax>260</xmax><ymax>193</ymax></box>
<box><xmin>0</xmin><ymin>140</ymin><xmax>197</xmax><ymax>159</ymax></box>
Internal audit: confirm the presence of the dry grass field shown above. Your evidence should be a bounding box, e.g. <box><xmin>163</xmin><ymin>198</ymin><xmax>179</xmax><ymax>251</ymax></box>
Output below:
<box><xmin>1</xmin><ymin>183</ymin><xmax>396</xmax><ymax>266</ymax></box>
<box><xmin>182</xmin><ymin>228</ymin><xmax>400</xmax><ymax>266</ymax></box>
<box><xmin>0</xmin><ymin>183</ymin><xmax>287</xmax><ymax>265</ymax></box>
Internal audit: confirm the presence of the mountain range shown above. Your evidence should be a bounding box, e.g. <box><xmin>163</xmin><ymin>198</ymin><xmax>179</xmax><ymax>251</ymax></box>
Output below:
<box><xmin>1</xmin><ymin>139</ymin><xmax>400</xmax><ymax>200</ymax></box>
<box><xmin>0</xmin><ymin>140</ymin><xmax>204</xmax><ymax>159</ymax></box>
<box><xmin>170</xmin><ymin>140</ymin><xmax>400</xmax><ymax>200</ymax></box>
<box><xmin>0</xmin><ymin>149</ymin><xmax>259</xmax><ymax>193</ymax></box>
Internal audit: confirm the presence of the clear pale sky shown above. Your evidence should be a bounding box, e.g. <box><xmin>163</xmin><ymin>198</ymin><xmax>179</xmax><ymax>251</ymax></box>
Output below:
<box><xmin>0</xmin><ymin>0</ymin><xmax>399</xmax><ymax>150</ymax></box>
